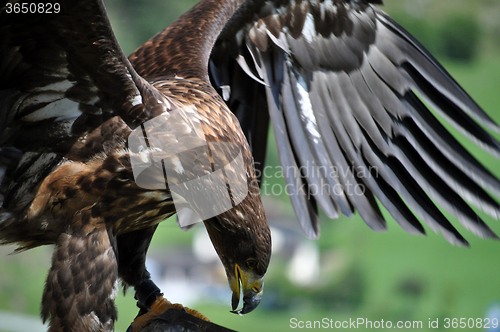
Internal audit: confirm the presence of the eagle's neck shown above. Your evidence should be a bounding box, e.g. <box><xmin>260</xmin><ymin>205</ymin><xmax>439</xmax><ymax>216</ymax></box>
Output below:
<box><xmin>129</xmin><ymin>0</ymin><xmax>247</xmax><ymax>81</ymax></box>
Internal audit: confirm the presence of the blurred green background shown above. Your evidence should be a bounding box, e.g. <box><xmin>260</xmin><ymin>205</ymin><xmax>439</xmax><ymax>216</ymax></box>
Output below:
<box><xmin>1</xmin><ymin>0</ymin><xmax>500</xmax><ymax>331</ymax></box>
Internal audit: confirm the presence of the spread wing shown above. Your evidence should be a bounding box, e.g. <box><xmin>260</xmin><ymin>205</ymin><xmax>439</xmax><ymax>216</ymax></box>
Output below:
<box><xmin>210</xmin><ymin>0</ymin><xmax>500</xmax><ymax>245</ymax></box>
<box><xmin>0</xmin><ymin>0</ymin><xmax>168</xmax><ymax>216</ymax></box>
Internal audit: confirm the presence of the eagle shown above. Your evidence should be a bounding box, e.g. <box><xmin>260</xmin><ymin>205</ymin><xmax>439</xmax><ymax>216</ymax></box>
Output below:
<box><xmin>1</xmin><ymin>0</ymin><xmax>499</xmax><ymax>331</ymax></box>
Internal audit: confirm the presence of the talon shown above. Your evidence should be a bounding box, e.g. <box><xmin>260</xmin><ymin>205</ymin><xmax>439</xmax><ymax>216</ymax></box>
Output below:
<box><xmin>175</xmin><ymin>304</ymin><xmax>210</xmax><ymax>322</ymax></box>
<box><xmin>130</xmin><ymin>296</ymin><xmax>210</xmax><ymax>332</ymax></box>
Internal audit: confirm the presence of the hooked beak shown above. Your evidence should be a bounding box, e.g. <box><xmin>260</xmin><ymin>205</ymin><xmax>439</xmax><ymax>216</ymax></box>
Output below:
<box><xmin>229</xmin><ymin>264</ymin><xmax>263</xmax><ymax>315</ymax></box>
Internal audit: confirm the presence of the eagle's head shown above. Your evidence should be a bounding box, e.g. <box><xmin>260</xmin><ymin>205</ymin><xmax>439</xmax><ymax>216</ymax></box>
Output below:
<box><xmin>203</xmin><ymin>192</ymin><xmax>271</xmax><ymax>315</ymax></box>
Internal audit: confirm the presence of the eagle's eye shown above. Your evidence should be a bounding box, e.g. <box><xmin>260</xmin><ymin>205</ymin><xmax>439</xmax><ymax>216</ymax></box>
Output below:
<box><xmin>246</xmin><ymin>258</ymin><xmax>258</xmax><ymax>269</ymax></box>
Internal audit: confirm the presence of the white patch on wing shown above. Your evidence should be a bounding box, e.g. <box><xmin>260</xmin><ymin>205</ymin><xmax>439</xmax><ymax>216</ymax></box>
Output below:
<box><xmin>221</xmin><ymin>85</ymin><xmax>231</xmax><ymax>101</ymax></box>
<box><xmin>22</xmin><ymin>92</ymin><xmax>64</xmax><ymax>106</ymax></box>
<box><xmin>302</xmin><ymin>14</ymin><xmax>316</xmax><ymax>44</ymax></box>
<box><xmin>295</xmin><ymin>78</ymin><xmax>320</xmax><ymax>142</ymax></box>
<box><xmin>324</xmin><ymin>0</ymin><xmax>337</xmax><ymax>15</ymax></box>
<box><xmin>171</xmin><ymin>155</ymin><xmax>184</xmax><ymax>174</ymax></box>
<box><xmin>86</xmin><ymin>311</ymin><xmax>101</xmax><ymax>331</ymax></box>
<box><xmin>21</xmin><ymin>98</ymin><xmax>82</xmax><ymax>122</ymax></box>
<box><xmin>131</xmin><ymin>94</ymin><xmax>142</xmax><ymax>106</ymax></box>
<box><xmin>162</xmin><ymin>96</ymin><xmax>171</xmax><ymax>110</ymax></box>
<box><xmin>137</xmin><ymin>151</ymin><xmax>151</xmax><ymax>163</ymax></box>
<box><xmin>318</xmin><ymin>0</ymin><xmax>326</xmax><ymax>20</ymax></box>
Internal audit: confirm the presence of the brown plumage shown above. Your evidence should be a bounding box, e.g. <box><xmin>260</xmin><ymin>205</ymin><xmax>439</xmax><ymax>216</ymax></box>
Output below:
<box><xmin>1</xmin><ymin>0</ymin><xmax>499</xmax><ymax>331</ymax></box>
